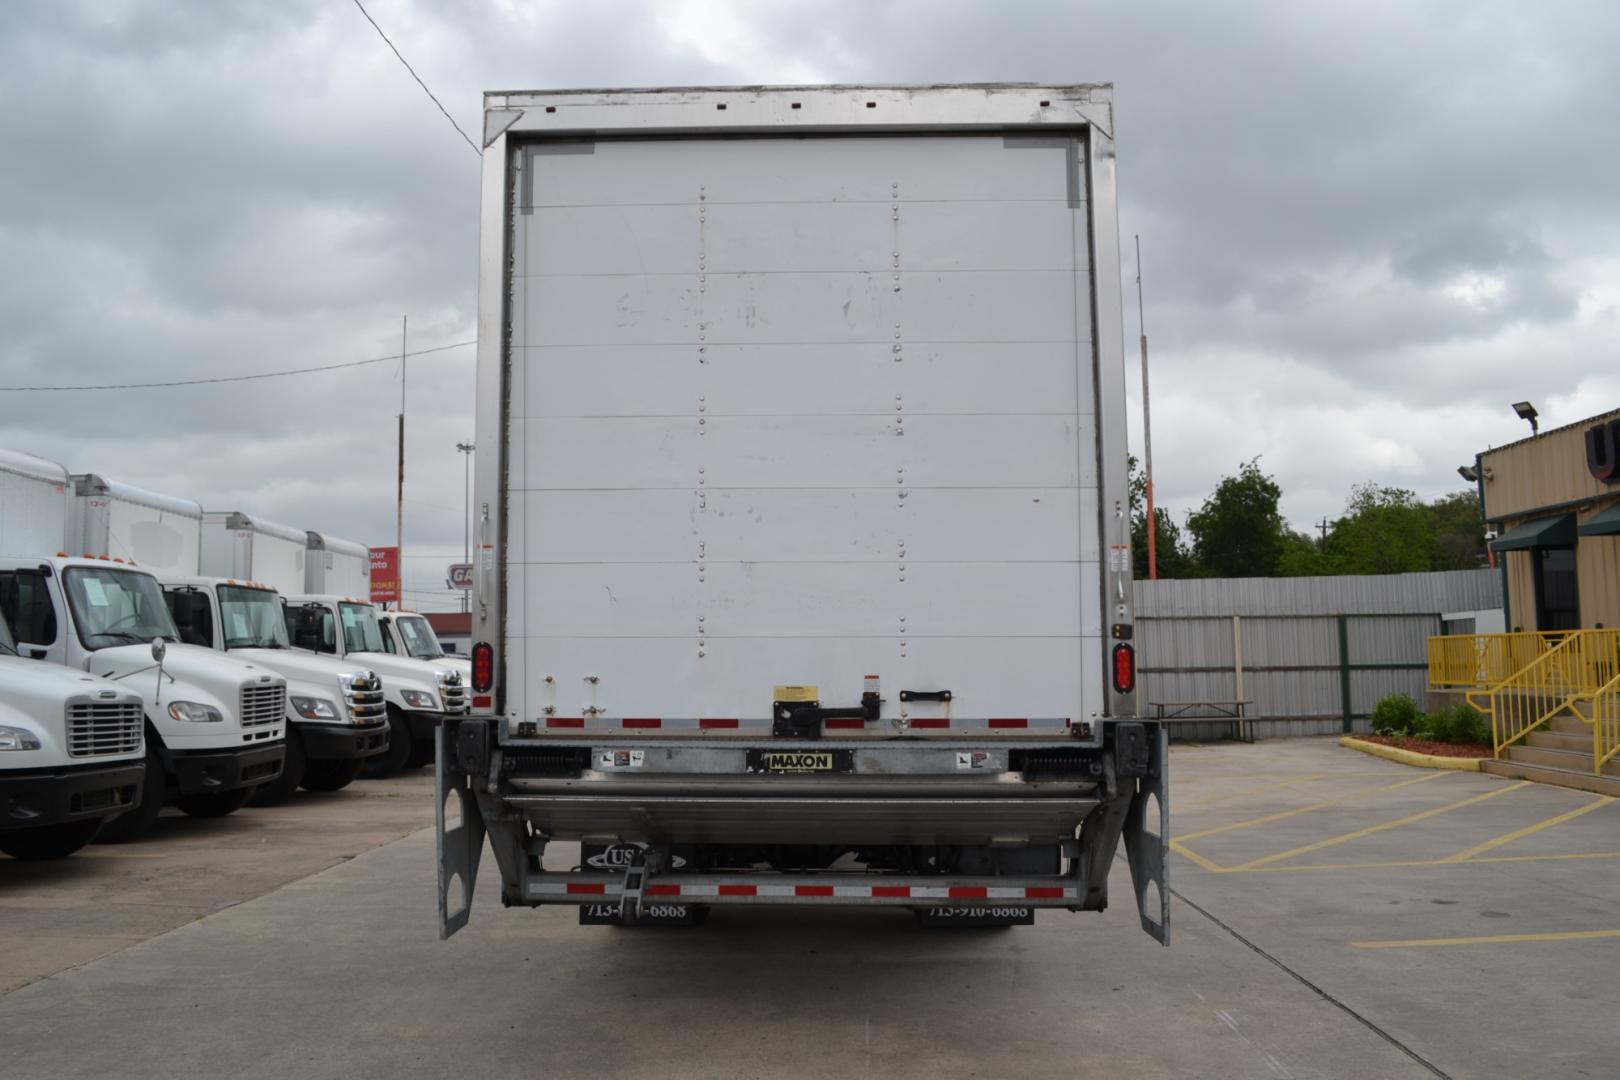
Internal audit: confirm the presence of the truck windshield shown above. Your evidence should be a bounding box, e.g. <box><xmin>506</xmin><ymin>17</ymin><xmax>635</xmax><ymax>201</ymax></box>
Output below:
<box><xmin>338</xmin><ymin>602</ymin><xmax>384</xmax><ymax>653</ymax></box>
<box><xmin>63</xmin><ymin>567</ymin><xmax>179</xmax><ymax>650</ymax></box>
<box><xmin>395</xmin><ymin>615</ymin><xmax>444</xmax><ymax>660</ymax></box>
<box><xmin>218</xmin><ymin>585</ymin><xmax>290</xmax><ymax>650</ymax></box>
<box><xmin>0</xmin><ymin>609</ymin><xmax>16</xmax><ymax>655</ymax></box>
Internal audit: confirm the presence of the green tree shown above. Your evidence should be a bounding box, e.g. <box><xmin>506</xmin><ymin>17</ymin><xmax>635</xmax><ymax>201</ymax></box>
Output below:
<box><xmin>1127</xmin><ymin>455</ymin><xmax>1200</xmax><ymax>578</ymax></box>
<box><xmin>1185</xmin><ymin>459</ymin><xmax>1291</xmax><ymax>577</ymax></box>
<box><xmin>1427</xmin><ymin>490</ymin><xmax>1487</xmax><ymax>570</ymax></box>
<box><xmin>1324</xmin><ymin>483</ymin><xmax>1434</xmax><ymax>575</ymax></box>
<box><xmin>1276</xmin><ymin>530</ymin><xmax>1342</xmax><ymax>576</ymax></box>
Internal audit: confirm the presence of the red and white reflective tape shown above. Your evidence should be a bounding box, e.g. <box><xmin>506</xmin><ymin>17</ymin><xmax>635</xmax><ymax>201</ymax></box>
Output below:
<box><xmin>530</xmin><ymin>876</ymin><xmax>1077</xmax><ymax>903</ymax></box>
<box><xmin>536</xmin><ymin>717</ymin><xmax>1070</xmax><ymax>733</ymax></box>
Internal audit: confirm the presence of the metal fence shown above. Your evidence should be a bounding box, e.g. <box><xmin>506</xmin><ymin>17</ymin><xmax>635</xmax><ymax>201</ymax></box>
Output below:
<box><xmin>1135</xmin><ymin>570</ymin><xmax>1502</xmax><ymax>738</ymax></box>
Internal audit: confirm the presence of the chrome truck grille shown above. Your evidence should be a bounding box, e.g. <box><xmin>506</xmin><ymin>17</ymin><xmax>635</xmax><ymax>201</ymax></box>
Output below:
<box><xmin>240</xmin><ymin>683</ymin><xmax>286</xmax><ymax>728</ymax></box>
<box><xmin>66</xmin><ymin>701</ymin><xmax>143</xmax><ymax>758</ymax></box>
<box><xmin>346</xmin><ymin>673</ymin><xmax>386</xmax><ymax>723</ymax></box>
<box><xmin>439</xmin><ymin>673</ymin><xmax>468</xmax><ymax>716</ymax></box>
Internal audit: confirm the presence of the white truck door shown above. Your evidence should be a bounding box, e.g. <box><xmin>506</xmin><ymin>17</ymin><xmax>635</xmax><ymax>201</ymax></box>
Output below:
<box><xmin>509</xmin><ymin>134</ymin><xmax>1100</xmax><ymax>726</ymax></box>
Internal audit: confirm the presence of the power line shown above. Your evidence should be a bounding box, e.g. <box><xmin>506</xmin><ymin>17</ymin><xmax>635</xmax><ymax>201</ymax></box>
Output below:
<box><xmin>348</xmin><ymin>0</ymin><xmax>480</xmax><ymax>158</ymax></box>
<box><xmin>0</xmin><ymin>340</ymin><xmax>475</xmax><ymax>392</ymax></box>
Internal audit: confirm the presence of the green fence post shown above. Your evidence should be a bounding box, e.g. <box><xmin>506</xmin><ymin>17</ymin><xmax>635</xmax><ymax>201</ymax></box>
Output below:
<box><xmin>1338</xmin><ymin>614</ymin><xmax>1353</xmax><ymax>733</ymax></box>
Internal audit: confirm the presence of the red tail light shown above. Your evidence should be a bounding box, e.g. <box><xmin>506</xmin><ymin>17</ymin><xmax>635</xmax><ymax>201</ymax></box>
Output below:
<box><xmin>472</xmin><ymin>642</ymin><xmax>494</xmax><ymax>692</ymax></box>
<box><xmin>1112</xmin><ymin>643</ymin><xmax>1136</xmax><ymax>695</ymax></box>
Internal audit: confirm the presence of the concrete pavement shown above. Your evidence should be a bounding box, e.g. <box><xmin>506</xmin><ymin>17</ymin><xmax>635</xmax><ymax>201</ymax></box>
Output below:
<box><xmin>4</xmin><ymin>738</ymin><xmax>1618</xmax><ymax>1078</ymax></box>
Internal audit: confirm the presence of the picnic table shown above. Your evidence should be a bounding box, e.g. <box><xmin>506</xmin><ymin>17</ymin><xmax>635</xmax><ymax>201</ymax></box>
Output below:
<box><xmin>1147</xmin><ymin>700</ymin><xmax>1254</xmax><ymax>743</ymax></box>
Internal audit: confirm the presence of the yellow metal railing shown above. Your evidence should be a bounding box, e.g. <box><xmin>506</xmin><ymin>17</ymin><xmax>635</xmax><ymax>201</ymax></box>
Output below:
<box><xmin>1466</xmin><ymin>630</ymin><xmax>1620</xmax><ymax>757</ymax></box>
<box><xmin>1426</xmin><ymin>631</ymin><xmax>1569</xmax><ymax>688</ymax></box>
<box><xmin>1590</xmin><ymin>672</ymin><xmax>1620</xmax><ymax>775</ymax></box>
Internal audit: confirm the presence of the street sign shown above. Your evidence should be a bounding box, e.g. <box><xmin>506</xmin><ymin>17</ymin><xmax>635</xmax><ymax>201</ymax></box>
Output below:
<box><xmin>369</xmin><ymin>546</ymin><xmax>400</xmax><ymax>603</ymax></box>
<box><xmin>448</xmin><ymin>562</ymin><xmax>473</xmax><ymax>590</ymax></box>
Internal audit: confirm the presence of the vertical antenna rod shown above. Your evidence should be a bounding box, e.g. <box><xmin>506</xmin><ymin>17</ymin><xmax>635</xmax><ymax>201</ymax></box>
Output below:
<box><xmin>397</xmin><ymin>316</ymin><xmax>406</xmax><ymax>609</ymax></box>
<box><xmin>1136</xmin><ymin>235</ymin><xmax>1157</xmax><ymax>581</ymax></box>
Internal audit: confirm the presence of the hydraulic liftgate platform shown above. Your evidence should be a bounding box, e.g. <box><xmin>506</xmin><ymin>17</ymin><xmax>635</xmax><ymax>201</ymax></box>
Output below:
<box><xmin>437</xmin><ymin>721</ymin><xmax>1169</xmax><ymax>943</ymax></box>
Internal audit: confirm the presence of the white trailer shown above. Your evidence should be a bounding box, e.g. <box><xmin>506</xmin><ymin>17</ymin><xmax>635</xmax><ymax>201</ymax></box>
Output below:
<box><xmin>69</xmin><ymin>474</ymin><xmax>202</xmax><ymax>577</ymax></box>
<box><xmin>304</xmin><ymin>532</ymin><xmax>370</xmax><ymax>598</ymax></box>
<box><xmin>0</xmin><ymin>449</ymin><xmax>71</xmax><ymax>558</ymax></box>
<box><xmin>441</xmin><ymin>84</ymin><xmax>1166</xmax><ymax>940</ymax></box>
<box><xmin>200</xmin><ymin>511</ymin><xmax>310</xmax><ymax>596</ymax></box>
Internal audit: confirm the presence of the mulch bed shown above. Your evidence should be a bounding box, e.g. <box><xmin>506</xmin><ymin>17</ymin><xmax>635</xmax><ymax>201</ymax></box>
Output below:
<box><xmin>1358</xmin><ymin>735</ymin><xmax>1493</xmax><ymax>759</ymax></box>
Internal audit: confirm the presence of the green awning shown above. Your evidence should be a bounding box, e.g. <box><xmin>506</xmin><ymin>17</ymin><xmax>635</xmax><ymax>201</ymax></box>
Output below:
<box><xmin>1492</xmin><ymin>513</ymin><xmax>1576</xmax><ymax>552</ymax></box>
<box><xmin>1578</xmin><ymin>501</ymin><xmax>1620</xmax><ymax>537</ymax></box>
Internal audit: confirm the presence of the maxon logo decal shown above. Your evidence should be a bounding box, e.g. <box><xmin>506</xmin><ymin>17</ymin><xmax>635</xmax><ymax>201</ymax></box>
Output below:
<box><xmin>764</xmin><ymin>751</ymin><xmax>833</xmax><ymax>772</ymax></box>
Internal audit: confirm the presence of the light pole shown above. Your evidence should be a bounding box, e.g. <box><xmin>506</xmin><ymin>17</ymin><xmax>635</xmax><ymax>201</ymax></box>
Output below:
<box><xmin>456</xmin><ymin>442</ymin><xmax>474</xmax><ymax>612</ymax></box>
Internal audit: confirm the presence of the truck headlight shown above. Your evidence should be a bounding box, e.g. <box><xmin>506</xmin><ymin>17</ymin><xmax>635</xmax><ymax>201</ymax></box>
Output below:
<box><xmin>290</xmin><ymin>696</ymin><xmax>340</xmax><ymax>721</ymax></box>
<box><xmin>0</xmin><ymin>725</ymin><xmax>41</xmax><ymax>751</ymax></box>
<box><xmin>168</xmin><ymin>701</ymin><xmax>224</xmax><ymax>723</ymax></box>
<box><xmin>400</xmin><ymin>690</ymin><xmax>439</xmax><ymax>710</ymax></box>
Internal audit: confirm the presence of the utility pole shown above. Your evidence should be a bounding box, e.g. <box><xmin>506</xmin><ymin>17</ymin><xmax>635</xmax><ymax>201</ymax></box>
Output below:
<box><xmin>1136</xmin><ymin>235</ymin><xmax>1157</xmax><ymax>580</ymax></box>
<box><xmin>456</xmin><ymin>442</ymin><xmax>475</xmax><ymax>613</ymax></box>
<box><xmin>1317</xmin><ymin>517</ymin><xmax>1330</xmax><ymax>549</ymax></box>
<box><xmin>396</xmin><ymin>316</ymin><xmax>406</xmax><ymax>611</ymax></box>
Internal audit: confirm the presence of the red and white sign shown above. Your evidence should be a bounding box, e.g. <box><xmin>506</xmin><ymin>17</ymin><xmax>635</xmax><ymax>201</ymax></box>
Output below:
<box><xmin>369</xmin><ymin>546</ymin><xmax>400</xmax><ymax>604</ymax></box>
<box><xmin>447</xmin><ymin>562</ymin><xmax>473</xmax><ymax>590</ymax></box>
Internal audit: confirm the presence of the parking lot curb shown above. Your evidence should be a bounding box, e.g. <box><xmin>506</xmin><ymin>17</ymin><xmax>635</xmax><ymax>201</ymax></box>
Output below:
<box><xmin>1338</xmin><ymin>736</ymin><xmax>1483</xmax><ymax>771</ymax></box>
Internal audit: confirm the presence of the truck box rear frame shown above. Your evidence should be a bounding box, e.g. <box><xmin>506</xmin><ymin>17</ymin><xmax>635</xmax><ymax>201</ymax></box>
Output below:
<box><xmin>444</xmin><ymin>84</ymin><xmax>1166</xmax><ymax>943</ymax></box>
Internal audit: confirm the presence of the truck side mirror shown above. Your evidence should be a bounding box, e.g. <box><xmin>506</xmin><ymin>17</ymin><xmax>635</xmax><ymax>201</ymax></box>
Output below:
<box><xmin>151</xmin><ymin>638</ymin><xmax>166</xmax><ymax>664</ymax></box>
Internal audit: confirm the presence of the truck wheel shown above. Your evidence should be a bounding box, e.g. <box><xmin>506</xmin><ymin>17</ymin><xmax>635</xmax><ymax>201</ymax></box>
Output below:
<box><xmin>247</xmin><ymin>734</ymin><xmax>305</xmax><ymax>807</ymax></box>
<box><xmin>94</xmin><ymin>745</ymin><xmax>166</xmax><ymax>843</ymax></box>
<box><xmin>300</xmin><ymin>758</ymin><xmax>362</xmax><ymax>792</ymax></box>
<box><xmin>404</xmin><ymin>738</ymin><xmax>436</xmax><ymax>769</ymax></box>
<box><xmin>175</xmin><ymin>788</ymin><xmax>253</xmax><ymax>818</ymax></box>
<box><xmin>362</xmin><ymin>707</ymin><xmax>414</xmax><ymax>779</ymax></box>
<box><xmin>0</xmin><ymin>819</ymin><xmax>104</xmax><ymax>860</ymax></box>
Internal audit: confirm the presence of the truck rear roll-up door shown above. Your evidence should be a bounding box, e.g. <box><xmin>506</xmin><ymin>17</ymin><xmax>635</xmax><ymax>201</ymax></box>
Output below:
<box><xmin>506</xmin><ymin>132</ymin><xmax>1102</xmax><ymax>730</ymax></box>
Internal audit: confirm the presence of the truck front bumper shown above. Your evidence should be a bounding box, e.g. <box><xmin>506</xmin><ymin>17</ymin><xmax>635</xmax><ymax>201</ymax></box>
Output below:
<box><xmin>1</xmin><ymin>761</ymin><xmax>145</xmax><ymax>831</ymax></box>
<box><xmin>169</xmin><ymin>742</ymin><xmax>284</xmax><ymax>795</ymax></box>
<box><xmin>298</xmin><ymin>719</ymin><xmax>390</xmax><ymax>762</ymax></box>
<box><xmin>403</xmin><ymin>710</ymin><xmax>443</xmax><ymax>743</ymax></box>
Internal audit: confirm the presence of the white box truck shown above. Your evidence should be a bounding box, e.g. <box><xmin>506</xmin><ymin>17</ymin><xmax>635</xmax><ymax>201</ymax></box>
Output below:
<box><xmin>161</xmin><ymin>576</ymin><xmax>390</xmax><ymax>803</ymax></box>
<box><xmin>190</xmin><ymin>512</ymin><xmax>391</xmax><ymax>799</ymax></box>
<box><xmin>0</xmin><ymin>607</ymin><xmax>147</xmax><ymax>860</ymax></box>
<box><xmin>0</xmin><ymin>449</ymin><xmax>71</xmax><ymax>558</ymax></box>
<box><xmin>0</xmin><ymin>555</ymin><xmax>286</xmax><ymax>839</ymax></box>
<box><xmin>282</xmin><ymin>593</ymin><xmax>467</xmax><ymax>776</ymax></box>
<box><xmin>201</xmin><ymin>511</ymin><xmax>310</xmax><ymax>594</ymax></box>
<box><xmin>69</xmin><ymin>474</ymin><xmax>202</xmax><ymax>578</ymax></box>
<box><xmin>304</xmin><ymin>531</ymin><xmax>370</xmax><ymax>597</ymax></box>
<box><xmin>378</xmin><ymin>610</ymin><xmax>472</xmax><ymax>681</ymax></box>
<box><xmin>439</xmin><ymin>84</ymin><xmax>1167</xmax><ymax>940</ymax></box>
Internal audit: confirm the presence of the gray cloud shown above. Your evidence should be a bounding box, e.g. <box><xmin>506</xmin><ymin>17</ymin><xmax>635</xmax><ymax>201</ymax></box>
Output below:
<box><xmin>1</xmin><ymin>0</ymin><xmax>1615</xmax><ymax>603</ymax></box>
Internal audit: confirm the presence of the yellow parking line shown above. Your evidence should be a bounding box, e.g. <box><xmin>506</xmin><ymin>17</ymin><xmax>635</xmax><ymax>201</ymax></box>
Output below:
<box><xmin>1353</xmin><ymin>929</ymin><xmax>1620</xmax><ymax>950</ymax></box>
<box><xmin>1175</xmin><ymin>772</ymin><xmax>1447</xmax><ymax>843</ymax></box>
<box><xmin>1178</xmin><ymin>773</ymin><xmax>1328</xmax><ymax>811</ymax></box>
<box><xmin>1169</xmin><ymin>840</ymin><xmax>1229</xmax><ymax>873</ymax></box>
<box><xmin>1224</xmin><ymin>848</ymin><xmax>1620</xmax><ymax>874</ymax></box>
<box><xmin>1229</xmin><ymin>781</ymin><xmax>1531</xmax><ymax>871</ymax></box>
<box><xmin>1442</xmin><ymin>795</ymin><xmax>1614</xmax><ymax>863</ymax></box>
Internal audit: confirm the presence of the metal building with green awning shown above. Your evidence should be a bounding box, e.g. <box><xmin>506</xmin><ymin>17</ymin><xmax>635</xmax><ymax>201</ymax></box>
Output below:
<box><xmin>1491</xmin><ymin>513</ymin><xmax>1575</xmax><ymax>551</ymax></box>
<box><xmin>1578</xmin><ymin>502</ymin><xmax>1620</xmax><ymax>537</ymax></box>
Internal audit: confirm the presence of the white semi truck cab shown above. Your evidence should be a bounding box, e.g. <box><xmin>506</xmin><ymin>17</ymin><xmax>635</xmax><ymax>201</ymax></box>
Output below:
<box><xmin>437</xmin><ymin>84</ymin><xmax>1168</xmax><ymax>941</ymax></box>
<box><xmin>0</xmin><ymin>610</ymin><xmax>147</xmax><ymax>860</ymax></box>
<box><xmin>377</xmin><ymin>611</ymin><xmax>471</xmax><ymax>681</ymax></box>
<box><xmin>282</xmin><ymin>595</ymin><xmax>467</xmax><ymax>776</ymax></box>
<box><xmin>161</xmin><ymin>577</ymin><xmax>389</xmax><ymax>804</ymax></box>
<box><xmin>0</xmin><ymin>556</ymin><xmax>287</xmax><ymax>839</ymax></box>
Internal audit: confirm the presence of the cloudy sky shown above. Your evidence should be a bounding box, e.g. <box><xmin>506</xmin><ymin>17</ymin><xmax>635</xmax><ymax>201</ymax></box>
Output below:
<box><xmin>2</xmin><ymin>0</ymin><xmax>1616</xmax><ymax>606</ymax></box>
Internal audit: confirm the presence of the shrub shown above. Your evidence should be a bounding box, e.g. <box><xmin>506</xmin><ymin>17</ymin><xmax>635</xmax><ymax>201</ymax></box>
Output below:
<box><xmin>1370</xmin><ymin>693</ymin><xmax>1421</xmax><ymax>737</ymax></box>
<box><xmin>1421</xmin><ymin>708</ymin><xmax>1458</xmax><ymax>743</ymax></box>
<box><xmin>1448</xmin><ymin>704</ymin><xmax>1492</xmax><ymax>745</ymax></box>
